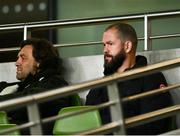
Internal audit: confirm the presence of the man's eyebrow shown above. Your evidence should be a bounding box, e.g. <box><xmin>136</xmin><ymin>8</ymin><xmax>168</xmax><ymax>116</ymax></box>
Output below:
<box><xmin>105</xmin><ymin>41</ymin><xmax>113</xmax><ymax>44</ymax></box>
<box><xmin>18</xmin><ymin>53</ymin><xmax>26</xmax><ymax>57</ymax></box>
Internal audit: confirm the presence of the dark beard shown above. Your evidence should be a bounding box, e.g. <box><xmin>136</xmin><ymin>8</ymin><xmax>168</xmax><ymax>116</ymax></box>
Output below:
<box><xmin>103</xmin><ymin>51</ymin><xmax>126</xmax><ymax>76</ymax></box>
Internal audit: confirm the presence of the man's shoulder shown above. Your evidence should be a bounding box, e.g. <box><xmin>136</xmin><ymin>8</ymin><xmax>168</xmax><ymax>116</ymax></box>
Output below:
<box><xmin>87</xmin><ymin>86</ymin><xmax>107</xmax><ymax>99</ymax></box>
<box><xmin>143</xmin><ymin>72</ymin><xmax>166</xmax><ymax>82</ymax></box>
<box><xmin>46</xmin><ymin>74</ymin><xmax>68</xmax><ymax>86</ymax></box>
<box><xmin>89</xmin><ymin>86</ymin><xmax>107</xmax><ymax>93</ymax></box>
<box><xmin>141</xmin><ymin>71</ymin><xmax>167</xmax><ymax>91</ymax></box>
<box><xmin>33</xmin><ymin>74</ymin><xmax>68</xmax><ymax>90</ymax></box>
<box><xmin>86</xmin><ymin>86</ymin><xmax>108</xmax><ymax>105</ymax></box>
<box><xmin>20</xmin><ymin>73</ymin><xmax>68</xmax><ymax>93</ymax></box>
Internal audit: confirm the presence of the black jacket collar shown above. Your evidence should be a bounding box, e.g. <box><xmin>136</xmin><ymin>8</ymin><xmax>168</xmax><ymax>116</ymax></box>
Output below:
<box><xmin>18</xmin><ymin>69</ymin><xmax>61</xmax><ymax>92</ymax></box>
<box><xmin>125</xmin><ymin>55</ymin><xmax>147</xmax><ymax>71</ymax></box>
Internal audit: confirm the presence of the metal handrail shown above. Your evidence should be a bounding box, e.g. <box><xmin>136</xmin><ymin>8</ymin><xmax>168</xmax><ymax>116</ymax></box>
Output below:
<box><xmin>0</xmin><ymin>32</ymin><xmax>179</xmax><ymax>52</ymax></box>
<box><xmin>46</xmin><ymin>103</ymin><xmax>180</xmax><ymax>134</ymax></box>
<box><xmin>0</xmin><ymin>10</ymin><xmax>180</xmax><ymax>52</ymax></box>
<box><xmin>0</xmin><ymin>10</ymin><xmax>180</xmax><ymax>31</ymax></box>
<box><xmin>150</xmin><ymin>33</ymin><xmax>180</xmax><ymax>39</ymax></box>
<box><xmin>0</xmin><ymin>57</ymin><xmax>179</xmax><ymax>134</ymax></box>
<box><xmin>0</xmin><ymin>101</ymin><xmax>116</xmax><ymax>135</ymax></box>
<box><xmin>79</xmin><ymin>122</ymin><xmax>121</xmax><ymax>135</ymax></box>
<box><xmin>122</xmin><ymin>83</ymin><xmax>180</xmax><ymax>102</ymax></box>
<box><xmin>126</xmin><ymin>104</ymin><xmax>180</xmax><ymax>128</ymax></box>
<box><xmin>2</xmin><ymin>100</ymin><xmax>180</xmax><ymax>135</ymax></box>
<box><xmin>0</xmin><ymin>14</ymin><xmax>145</xmax><ymax>31</ymax></box>
<box><xmin>42</xmin><ymin>101</ymin><xmax>116</xmax><ymax>124</ymax></box>
<box><xmin>0</xmin><ymin>57</ymin><xmax>179</xmax><ymax>111</ymax></box>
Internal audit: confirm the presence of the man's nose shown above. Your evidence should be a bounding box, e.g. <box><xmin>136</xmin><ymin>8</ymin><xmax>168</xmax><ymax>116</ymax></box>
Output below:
<box><xmin>15</xmin><ymin>58</ymin><xmax>21</xmax><ymax>66</ymax></box>
<box><xmin>103</xmin><ymin>45</ymin><xmax>108</xmax><ymax>54</ymax></box>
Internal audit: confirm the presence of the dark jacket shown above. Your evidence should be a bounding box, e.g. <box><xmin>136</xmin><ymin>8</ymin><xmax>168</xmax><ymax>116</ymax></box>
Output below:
<box><xmin>0</xmin><ymin>69</ymin><xmax>74</xmax><ymax>134</ymax></box>
<box><xmin>86</xmin><ymin>55</ymin><xmax>175</xmax><ymax>135</ymax></box>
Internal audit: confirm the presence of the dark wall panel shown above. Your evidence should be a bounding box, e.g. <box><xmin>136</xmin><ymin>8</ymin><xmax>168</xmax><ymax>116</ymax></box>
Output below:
<box><xmin>0</xmin><ymin>0</ymin><xmax>56</xmax><ymax>62</ymax></box>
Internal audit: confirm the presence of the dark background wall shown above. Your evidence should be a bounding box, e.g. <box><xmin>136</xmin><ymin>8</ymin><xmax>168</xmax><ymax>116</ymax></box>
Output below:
<box><xmin>0</xmin><ymin>0</ymin><xmax>56</xmax><ymax>62</ymax></box>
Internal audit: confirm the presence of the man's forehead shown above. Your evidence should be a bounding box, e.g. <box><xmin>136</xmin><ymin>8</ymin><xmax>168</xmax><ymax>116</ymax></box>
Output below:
<box><xmin>104</xmin><ymin>28</ymin><xmax>119</xmax><ymax>36</ymax></box>
<box><xmin>20</xmin><ymin>45</ymin><xmax>33</xmax><ymax>51</ymax></box>
<box><xmin>18</xmin><ymin>45</ymin><xmax>33</xmax><ymax>55</ymax></box>
<box><xmin>103</xmin><ymin>31</ymin><xmax>121</xmax><ymax>42</ymax></box>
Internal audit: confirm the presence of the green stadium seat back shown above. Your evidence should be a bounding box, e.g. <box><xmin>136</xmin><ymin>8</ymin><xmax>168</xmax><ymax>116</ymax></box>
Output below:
<box><xmin>0</xmin><ymin>111</ymin><xmax>9</xmax><ymax>124</ymax></box>
<box><xmin>70</xmin><ymin>94</ymin><xmax>82</xmax><ymax>106</ymax></box>
<box><xmin>53</xmin><ymin>106</ymin><xmax>102</xmax><ymax>135</ymax></box>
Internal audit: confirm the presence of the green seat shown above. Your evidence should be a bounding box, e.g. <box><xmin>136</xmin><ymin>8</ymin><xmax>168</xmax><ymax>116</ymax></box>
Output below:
<box><xmin>0</xmin><ymin>111</ymin><xmax>9</xmax><ymax>124</ymax></box>
<box><xmin>70</xmin><ymin>94</ymin><xmax>82</xmax><ymax>106</ymax></box>
<box><xmin>0</xmin><ymin>124</ymin><xmax>20</xmax><ymax>136</ymax></box>
<box><xmin>53</xmin><ymin>106</ymin><xmax>102</xmax><ymax>135</ymax></box>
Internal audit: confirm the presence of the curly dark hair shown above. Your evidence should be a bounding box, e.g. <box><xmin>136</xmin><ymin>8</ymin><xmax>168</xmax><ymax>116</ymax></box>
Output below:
<box><xmin>20</xmin><ymin>38</ymin><xmax>64</xmax><ymax>73</ymax></box>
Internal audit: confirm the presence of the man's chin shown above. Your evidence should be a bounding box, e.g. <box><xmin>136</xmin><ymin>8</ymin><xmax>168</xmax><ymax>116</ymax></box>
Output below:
<box><xmin>104</xmin><ymin>59</ymin><xmax>113</xmax><ymax>65</ymax></box>
<box><xmin>16</xmin><ymin>75</ymin><xmax>23</xmax><ymax>81</ymax></box>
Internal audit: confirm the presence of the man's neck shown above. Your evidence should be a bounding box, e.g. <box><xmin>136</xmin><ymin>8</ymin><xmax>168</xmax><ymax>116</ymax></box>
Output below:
<box><xmin>117</xmin><ymin>56</ymin><xmax>136</xmax><ymax>73</ymax></box>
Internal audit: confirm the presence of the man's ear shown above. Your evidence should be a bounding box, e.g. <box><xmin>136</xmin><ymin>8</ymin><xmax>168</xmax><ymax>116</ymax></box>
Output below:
<box><xmin>124</xmin><ymin>41</ymin><xmax>133</xmax><ymax>53</ymax></box>
<box><xmin>37</xmin><ymin>62</ymin><xmax>40</xmax><ymax>68</ymax></box>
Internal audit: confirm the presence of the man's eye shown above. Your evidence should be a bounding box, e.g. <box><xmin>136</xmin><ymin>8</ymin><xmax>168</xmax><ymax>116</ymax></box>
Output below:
<box><xmin>109</xmin><ymin>43</ymin><xmax>113</xmax><ymax>46</ymax></box>
<box><xmin>22</xmin><ymin>56</ymin><xmax>27</xmax><ymax>61</ymax></box>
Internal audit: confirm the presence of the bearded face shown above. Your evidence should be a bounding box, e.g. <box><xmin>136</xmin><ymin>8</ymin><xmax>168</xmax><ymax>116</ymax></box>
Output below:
<box><xmin>103</xmin><ymin>49</ymin><xmax>126</xmax><ymax>75</ymax></box>
<box><xmin>16</xmin><ymin>45</ymin><xmax>39</xmax><ymax>81</ymax></box>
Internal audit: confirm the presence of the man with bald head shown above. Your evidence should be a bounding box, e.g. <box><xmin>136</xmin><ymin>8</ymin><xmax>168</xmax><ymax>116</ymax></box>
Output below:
<box><xmin>86</xmin><ymin>23</ymin><xmax>176</xmax><ymax>134</ymax></box>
